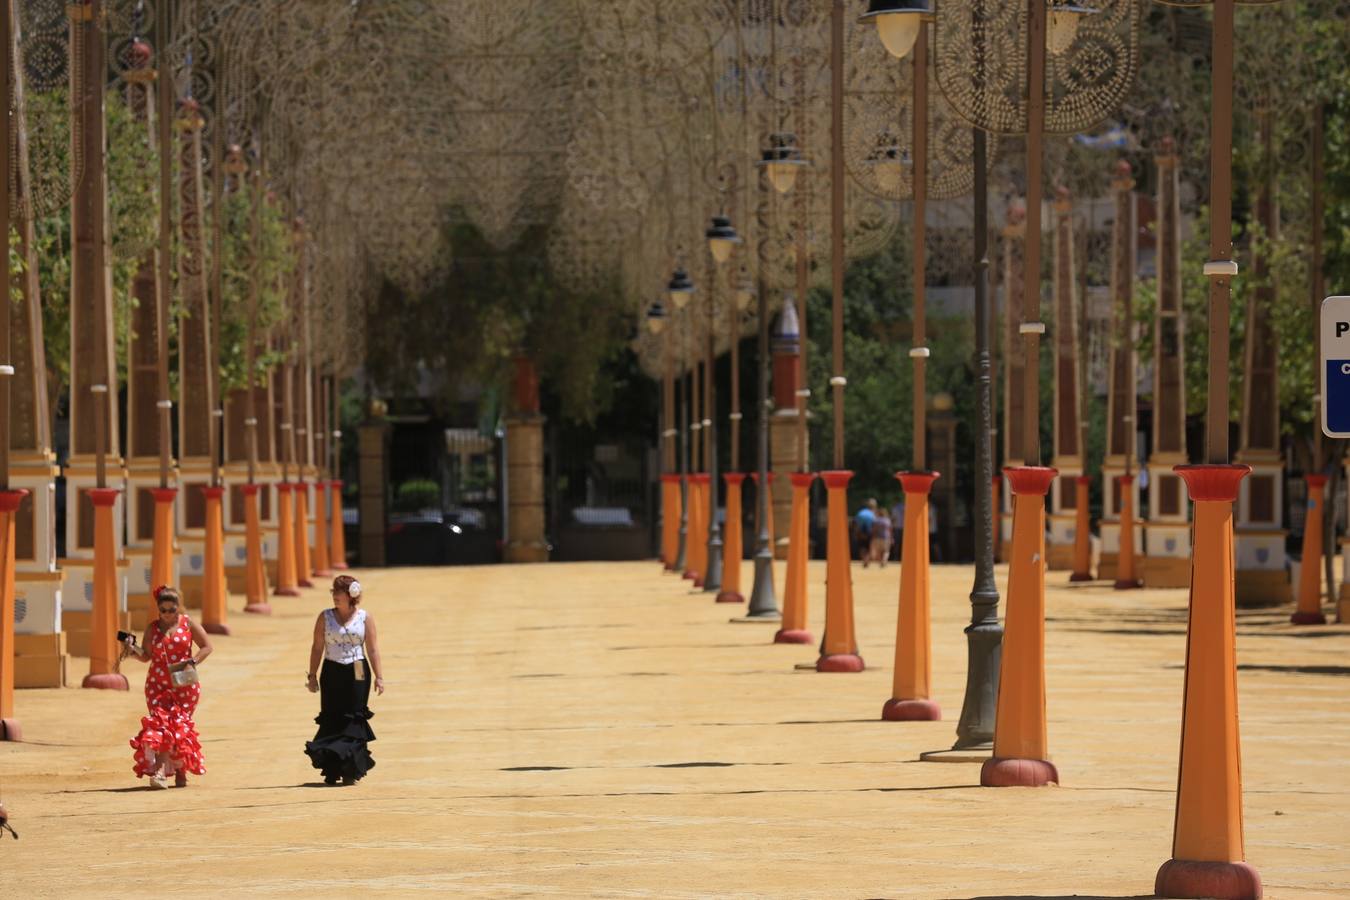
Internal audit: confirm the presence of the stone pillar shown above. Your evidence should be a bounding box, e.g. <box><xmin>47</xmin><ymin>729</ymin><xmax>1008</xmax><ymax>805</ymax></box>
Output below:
<box><xmin>1234</xmin><ymin>113</ymin><xmax>1290</xmax><ymax>607</ymax></box>
<box><xmin>1099</xmin><ymin>162</ymin><xmax>1142</xmax><ymax>581</ymax></box>
<box><xmin>505</xmin><ymin>357</ymin><xmax>548</xmax><ymax>563</ymax></box>
<box><xmin>769</xmin><ymin>297</ymin><xmax>806</xmax><ymax>559</ymax></box>
<box><xmin>1047</xmin><ymin>187</ymin><xmax>1083</xmax><ymax>571</ymax></box>
<box><xmin>1143</xmin><ymin>139</ymin><xmax>1191</xmax><ymax>588</ymax></box>
<box><xmin>357</xmin><ymin>413</ymin><xmax>390</xmax><ymax>567</ymax></box>
<box><xmin>8</xmin><ymin>6</ymin><xmax>65</xmax><ymax>687</ymax></box>
<box><xmin>999</xmin><ymin>202</ymin><xmax>1027</xmax><ymax>558</ymax></box>
<box><xmin>173</xmin><ymin>98</ymin><xmax>215</xmax><ymax>610</ymax></box>
<box><xmin>63</xmin><ymin>0</ymin><xmax>129</xmax><ymax>662</ymax></box>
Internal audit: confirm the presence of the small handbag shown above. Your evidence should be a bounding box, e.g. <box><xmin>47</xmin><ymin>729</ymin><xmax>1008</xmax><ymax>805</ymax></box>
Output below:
<box><xmin>170</xmin><ymin>662</ymin><xmax>199</xmax><ymax>687</ymax></box>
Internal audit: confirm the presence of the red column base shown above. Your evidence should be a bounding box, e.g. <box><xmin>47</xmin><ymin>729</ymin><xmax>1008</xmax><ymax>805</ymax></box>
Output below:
<box><xmin>313</xmin><ymin>568</ymin><xmax>333</xmax><ymax>579</ymax></box>
<box><xmin>682</xmin><ymin>570</ymin><xmax>698</xmax><ymax>581</ymax></box>
<box><xmin>331</xmin><ymin>560</ymin><xmax>349</xmax><ymax>571</ymax></box>
<box><xmin>81</xmin><ymin>673</ymin><xmax>130</xmax><ymax>691</ymax></box>
<box><xmin>1113</xmin><ymin>578</ymin><xmax>1141</xmax><ymax>590</ymax></box>
<box><xmin>274</xmin><ymin>587</ymin><xmax>302</xmax><ymax>597</ymax></box>
<box><xmin>816</xmin><ymin>653</ymin><xmax>865</xmax><ymax>673</ymax></box>
<box><xmin>979</xmin><ymin>756</ymin><xmax>1059</xmax><ymax>787</ymax></box>
<box><xmin>773</xmin><ymin>628</ymin><xmax>813</xmax><ymax>645</ymax></box>
<box><xmin>203</xmin><ymin>623</ymin><xmax>232</xmax><ymax>636</ymax></box>
<box><xmin>244</xmin><ymin>602</ymin><xmax>273</xmax><ymax>615</ymax></box>
<box><xmin>1069</xmin><ymin>572</ymin><xmax>1093</xmax><ymax>583</ymax></box>
<box><xmin>1291</xmin><ymin>610</ymin><xmax>1327</xmax><ymax>625</ymax></box>
<box><xmin>881</xmin><ymin>698</ymin><xmax>941</xmax><ymax>721</ymax></box>
<box><xmin>1154</xmin><ymin>859</ymin><xmax>1262</xmax><ymax>900</ymax></box>
<box><xmin>0</xmin><ymin>718</ymin><xmax>21</xmax><ymax>742</ymax></box>
<box><xmin>298</xmin><ymin>578</ymin><xmax>315</xmax><ymax>588</ymax></box>
<box><xmin>663</xmin><ymin>561</ymin><xmax>677</xmax><ymax>572</ymax></box>
<box><xmin>715</xmin><ymin>590</ymin><xmax>744</xmax><ymax>604</ymax></box>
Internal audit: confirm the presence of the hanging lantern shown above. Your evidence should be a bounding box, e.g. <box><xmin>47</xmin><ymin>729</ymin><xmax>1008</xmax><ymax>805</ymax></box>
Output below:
<box><xmin>667</xmin><ymin>267</ymin><xmax>695</xmax><ymax>308</ymax></box>
<box><xmin>859</xmin><ymin>0</ymin><xmax>932</xmax><ymax>61</ymax></box>
<box><xmin>705</xmin><ymin>214</ymin><xmax>741</xmax><ymax>265</ymax></box>
<box><xmin>646</xmin><ymin>299</ymin><xmax>669</xmax><ymax>335</ymax></box>
<box><xmin>869</xmin><ymin>140</ymin><xmax>908</xmax><ymax>193</ymax></box>
<box><xmin>735</xmin><ymin>268</ymin><xmax>755</xmax><ymax>312</ymax></box>
<box><xmin>757</xmin><ymin>133</ymin><xmax>810</xmax><ymax>195</ymax></box>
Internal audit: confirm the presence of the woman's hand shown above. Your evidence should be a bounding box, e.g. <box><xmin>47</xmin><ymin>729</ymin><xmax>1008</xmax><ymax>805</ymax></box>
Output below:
<box><xmin>306</xmin><ymin>673</ymin><xmax>319</xmax><ymax>693</ymax></box>
<box><xmin>374</xmin><ymin>676</ymin><xmax>385</xmax><ymax>696</ymax></box>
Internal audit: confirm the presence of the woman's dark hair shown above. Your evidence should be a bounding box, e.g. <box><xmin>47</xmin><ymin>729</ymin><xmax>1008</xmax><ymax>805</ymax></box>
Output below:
<box><xmin>154</xmin><ymin>586</ymin><xmax>182</xmax><ymax>608</ymax></box>
<box><xmin>332</xmin><ymin>575</ymin><xmax>360</xmax><ymax>604</ymax></box>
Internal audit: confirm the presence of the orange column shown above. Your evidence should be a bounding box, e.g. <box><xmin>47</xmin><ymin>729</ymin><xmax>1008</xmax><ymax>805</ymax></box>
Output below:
<box><xmin>1115</xmin><ymin>474</ymin><xmax>1140</xmax><ymax>589</ymax></box>
<box><xmin>883</xmin><ymin>472</ymin><xmax>940</xmax><ymax>720</ymax></box>
<box><xmin>981</xmin><ymin>466</ymin><xmax>1056</xmax><ymax>786</ymax></box>
<box><xmin>201</xmin><ymin>487</ymin><xmax>230</xmax><ymax>635</ymax></box>
<box><xmin>717</xmin><ymin>473</ymin><xmax>746</xmax><ymax>603</ymax></box>
<box><xmin>1292</xmin><ymin>474</ymin><xmax>1328</xmax><ymax>625</ymax></box>
<box><xmin>661</xmin><ymin>474</ymin><xmax>681</xmax><ymax>571</ymax></box>
<box><xmin>0</xmin><ymin>490</ymin><xmax>28</xmax><ymax>740</ymax></box>
<box><xmin>329</xmin><ymin>480</ymin><xmax>349</xmax><ymax>570</ymax></box>
<box><xmin>312</xmin><ymin>481</ymin><xmax>332</xmax><ymax>578</ymax></box>
<box><xmin>149</xmin><ymin>488</ymin><xmax>177</xmax><ymax>609</ymax></box>
<box><xmin>685</xmin><ymin>474</ymin><xmax>707</xmax><ymax>584</ymax></box>
<box><xmin>1070</xmin><ymin>475</ymin><xmax>1092</xmax><ymax>582</ymax></box>
<box><xmin>294</xmin><ymin>481</ymin><xmax>314</xmax><ymax>588</ymax></box>
<box><xmin>83</xmin><ymin>489</ymin><xmax>128</xmax><ymax>690</ymax></box>
<box><xmin>273</xmin><ymin>483</ymin><xmax>300</xmax><ymax>597</ymax></box>
<box><xmin>1155</xmin><ymin>464</ymin><xmax>1261</xmax><ymax>900</ymax></box>
<box><xmin>776</xmin><ymin>472</ymin><xmax>813</xmax><ymax>644</ymax></box>
<box><xmin>242</xmin><ymin>484</ymin><xmax>271</xmax><ymax>614</ymax></box>
<box><xmin>992</xmin><ymin>475</ymin><xmax>1004</xmax><ymax>563</ymax></box>
<box><xmin>817</xmin><ymin>471</ymin><xmax>863</xmax><ymax>672</ymax></box>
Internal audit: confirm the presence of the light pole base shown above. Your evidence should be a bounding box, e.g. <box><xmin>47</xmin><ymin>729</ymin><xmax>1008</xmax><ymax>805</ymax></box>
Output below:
<box><xmin>774</xmin><ymin>628</ymin><xmax>813</xmax><ymax>644</ymax></box>
<box><xmin>715</xmin><ymin>590</ymin><xmax>744</xmax><ymax>604</ymax></box>
<box><xmin>816</xmin><ymin>653</ymin><xmax>864</xmax><ymax>673</ymax></box>
<box><xmin>881</xmin><ymin>698</ymin><xmax>941</xmax><ymax>721</ymax></box>
<box><xmin>1154</xmin><ymin>859</ymin><xmax>1262</xmax><ymax>900</ymax></box>
<box><xmin>244</xmin><ymin>602</ymin><xmax>273</xmax><ymax>615</ymax></box>
<box><xmin>203</xmin><ymin>623</ymin><xmax>232</xmax><ymax>636</ymax></box>
<box><xmin>0</xmin><ymin>718</ymin><xmax>21</xmax><ymax>742</ymax></box>
<box><xmin>81</xmin><ymin>673</ymin><xmax>129</xmax><ymax>691</ymax></box>
<box><xmin>1068</xmin><ymin>572</ymin><xmax>1093</xmax><ymax>582</ymax></box>
<box><xmin>273</xmin><ymin>587</ymin><xmax>301</xmax><ymax>598</ymax></box>
<box><xmin>1113</xmin><ymin>578</ymin><xmax>1141</xmax><ymax>590</ymax></box>
<box><xmin>980</xmin><ymin>756</ymin><xmax>1058</xmax><ymax>787</ymax></box>
<box><xmin>1290</xmin><ymin>609</ymin><xmax>1327</xmax><ymax>625</ymax></box>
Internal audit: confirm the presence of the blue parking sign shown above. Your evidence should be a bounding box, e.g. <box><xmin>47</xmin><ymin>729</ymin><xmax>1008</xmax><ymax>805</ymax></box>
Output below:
<box><xmin>1321</xmin><ymin>297</ymin><xmax>1350</xmax><ymax>437</ymax></box>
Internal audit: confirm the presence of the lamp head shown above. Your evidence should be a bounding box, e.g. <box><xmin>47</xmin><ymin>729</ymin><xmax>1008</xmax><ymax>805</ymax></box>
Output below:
<box><xmin>646</xmin><ymin>299</ymin><xmax>669</xmax><ymax>335</ymax></box>
<box><xmin>859</xmin><ymin>0</ymin><xmax>932</xmax><ymax>60</ymax></box>
<box><xmin>705</xmin><ymin>214</ymin><xmax>741</xmax><ymax>265</ymax></box>
<box><xmin>758</xmin><ymin>133</ymin><xmax>809</xmax><ymax>195</ymax></box>
<box><xmin>667</xmin><ymin>267</ymin><xmax>695</xmax><ymax>308</ymax></box>
<box><xmin>1047</xmin><ymin>1</ymin><xmax>1098</xmax><ymax>57</ymax></box>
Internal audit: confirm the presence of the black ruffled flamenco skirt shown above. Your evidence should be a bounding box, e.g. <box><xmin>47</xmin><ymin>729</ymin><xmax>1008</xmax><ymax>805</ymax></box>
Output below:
<box><xmin>305</xmin><ymin>658</ymin><xmax>376</xmax><ymax>783</ymax></box>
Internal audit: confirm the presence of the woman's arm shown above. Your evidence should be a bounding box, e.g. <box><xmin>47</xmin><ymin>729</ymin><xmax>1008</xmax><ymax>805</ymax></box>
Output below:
<box><xmin>364</xmin><ymin>614</ymin><xmax>384</xmax><ymax>695</ymax></box>
<box><xmin>128</xmin><ymin>624</ymin><xmax>155</xmax><ymax>662</ymax></box>
<box><xmin>187</xmin><ymin>619</ymin><xmax>214</xmax><ymax>665</ymax></box>
<box><xmin>307</xmin><ymin>613</ymin><xmax>325</xmax><ymax>692</ymax></box>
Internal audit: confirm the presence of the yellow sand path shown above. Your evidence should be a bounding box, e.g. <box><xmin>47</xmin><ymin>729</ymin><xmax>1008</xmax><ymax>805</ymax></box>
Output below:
<box><xmin>2</xmin><ymin>560</ymin><xmax>1348</xmax><ymax>898</ymax></box>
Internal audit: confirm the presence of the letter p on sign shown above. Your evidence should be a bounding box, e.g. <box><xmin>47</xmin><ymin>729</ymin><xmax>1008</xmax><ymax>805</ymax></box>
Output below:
<box><xmin>1320</xmin><ymin>297</ymin><xmax>1350</xmax><ymax>437</ymax></box>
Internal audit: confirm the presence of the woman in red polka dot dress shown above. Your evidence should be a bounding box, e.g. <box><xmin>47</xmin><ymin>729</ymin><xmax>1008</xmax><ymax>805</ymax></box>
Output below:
<box><xmin>123</xmin><ymin>587</ymin><xmax>214</xmax><ymax>789</ymax></box>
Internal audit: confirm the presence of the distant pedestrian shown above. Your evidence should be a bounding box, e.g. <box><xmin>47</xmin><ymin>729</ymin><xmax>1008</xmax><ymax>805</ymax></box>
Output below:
<box><xmin>853</xmin><ymin>498</ymin><xmax>878</xmax><ymax>560</ymax></box>
<box><xmin>867</xmin><ymin>507</ymin><xmax>893</xmax><ymax>568</ymax></box>
<box><xmin>890</xmin><ymin>499</ymin><xmax>906</xmax><ymax>561</ymax></box>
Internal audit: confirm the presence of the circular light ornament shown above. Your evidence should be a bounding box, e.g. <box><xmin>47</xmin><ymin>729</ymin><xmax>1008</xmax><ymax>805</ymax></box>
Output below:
<box><xmin>1047</xmin><ymin>1</ymin><xmax>1098</xmax><ymax>57</ymax></box>
<box><xmin>705</xmin><ymin>215</ymin><xmax>741</xmax><ymax>265</ymax></box>
<box><xmin>667</xmin><ymin>267</ymin><xmax>695</xmax><ymax>309</ymax></box>
<box><xmin>757</xmin><ymin>133</ymin><xmax>810</xmax><ymax>195</ymax></box>
<box><xmin>859</xmin><ymin>0</ymin><xmax>932</xmax><ymax>60</ymax></box>
<box><xmin>646</xmin><ymin>299</ymin><xmax>669</xmax><ymax>335</ymax></box>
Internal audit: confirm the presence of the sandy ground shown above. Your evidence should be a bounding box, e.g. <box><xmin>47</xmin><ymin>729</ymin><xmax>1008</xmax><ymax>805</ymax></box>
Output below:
<box><xmin>1</xmin><ymin>557</ymin><xmax>1348</xmax><ymax>898</ymax></box>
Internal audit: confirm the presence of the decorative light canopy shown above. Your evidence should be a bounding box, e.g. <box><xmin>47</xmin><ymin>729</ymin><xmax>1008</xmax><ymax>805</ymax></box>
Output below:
<box><xmin>1047</xmin><ymin>1</ymin><xmax>1098</xmax><ymax>57</ymax></box>
<box><xmin>705</xmin><ymin>214</ymin><xmax>741</xmax><ymax>265</ymax></box>
<box><xmin>758</xmin><ymin>133</ymin><xmax>810</xmax><ymax>195</ymax></box>
<box><xmin>860</xmin><ymin>0</ymin><xmax>933</xmax><ymax>60</ymax></box>
<box><xmin>868</xmin><ymin>140</ymin><xmax>908</xmax><ymax>193</ymax></box>
<box><xmin>667</xmin><ymin>266</ymin><xmax>695</xmax><ymax>308</ymax></box>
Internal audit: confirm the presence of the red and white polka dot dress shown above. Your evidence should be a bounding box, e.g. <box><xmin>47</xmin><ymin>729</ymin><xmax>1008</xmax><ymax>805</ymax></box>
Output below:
<box><xmin>130</xmin><ymin>615</ymin><xmax>205</xmax><ymax>778</ymax></box>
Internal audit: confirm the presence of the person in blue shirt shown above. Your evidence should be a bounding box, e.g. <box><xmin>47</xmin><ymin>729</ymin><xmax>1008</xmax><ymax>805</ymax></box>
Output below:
<box><xmin>853</xmin><ymin>498</ymin><xmax>877</xmax><ymax>561</ymax></box>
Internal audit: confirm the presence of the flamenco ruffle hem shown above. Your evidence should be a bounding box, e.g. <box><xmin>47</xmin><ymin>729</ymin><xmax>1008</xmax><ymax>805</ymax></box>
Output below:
<box><xmin>130</xmin><ymin>702</ymin><xmax>205</xmax><ymax>778</ymax></box>
<box><xmin>305</xmin><ymin>709</ymin><xmax>376</xmax><ymax>783</ymax></box>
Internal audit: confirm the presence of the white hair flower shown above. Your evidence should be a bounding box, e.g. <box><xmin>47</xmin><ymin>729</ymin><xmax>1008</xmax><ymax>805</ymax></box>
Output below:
<box><xmin>347</xmin><ymin>580</ymin><xmax>362</xmax><ymax>599</ymax></box>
